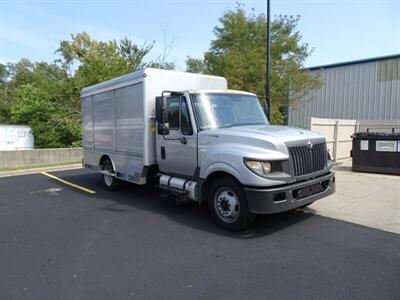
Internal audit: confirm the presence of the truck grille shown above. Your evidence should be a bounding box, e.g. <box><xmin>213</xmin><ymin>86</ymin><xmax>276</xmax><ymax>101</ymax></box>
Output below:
<box><xmin>288</xmin><ymin>142</ymin><xmax>327</xmax><ymax>177</ymax></box>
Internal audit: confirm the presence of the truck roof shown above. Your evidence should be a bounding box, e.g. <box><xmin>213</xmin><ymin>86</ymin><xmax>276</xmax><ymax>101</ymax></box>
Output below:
<box><xmin>188</xmin><ymin>89</ymin><xmax>257</xmax><ymax>96</ymax></box>
<box><xmin>80</xmin><ymin>68</ymin><xmax>227</xmax><ymax>97</ymax></box>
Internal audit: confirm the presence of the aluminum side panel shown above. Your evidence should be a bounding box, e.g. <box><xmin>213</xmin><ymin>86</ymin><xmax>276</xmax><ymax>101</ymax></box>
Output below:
<box><xmin>115</xmin><ymin>84</ymin><xmax>144</xmax><ymax>157</ymax></box>
<box><xmin>93</xmin><ymin>91</ymin><xmax>114</xmax><ymax>151</ymax></box>
<box><xmin>81</xmin><ymin>96</ymin><xmax>93</xmax><ymax>150</ymax></box>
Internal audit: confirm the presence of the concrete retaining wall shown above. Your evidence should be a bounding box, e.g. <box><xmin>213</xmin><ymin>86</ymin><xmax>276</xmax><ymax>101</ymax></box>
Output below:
<box><xmin>0</xmin><ymin>148</ymin><xmax>83</xmax><ymax>169</ymax></box>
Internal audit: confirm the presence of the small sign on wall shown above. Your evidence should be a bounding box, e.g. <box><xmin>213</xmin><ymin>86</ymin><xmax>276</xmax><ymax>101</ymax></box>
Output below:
<box><xmin>360</xmin><ymin>140</ymin><xmax>369</xmax><ymax>151</ymax></box>
<box><xmin>376</xmin><ymin>140</ymin><xmax>397</xmax><ymax>152</ymax></box>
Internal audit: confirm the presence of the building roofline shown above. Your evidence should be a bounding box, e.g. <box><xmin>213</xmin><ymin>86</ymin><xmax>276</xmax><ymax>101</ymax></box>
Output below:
<box><xmin>306</xmin><ymin>54</ymin><xmax>400</xmax><ymax>71</ymax></box>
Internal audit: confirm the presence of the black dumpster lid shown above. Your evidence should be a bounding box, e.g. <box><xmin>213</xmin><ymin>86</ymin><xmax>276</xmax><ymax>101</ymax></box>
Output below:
<box><xmin>353</xmin><ymin>132</ymin><xmax>400</xmax><ymax>138</ymax></box>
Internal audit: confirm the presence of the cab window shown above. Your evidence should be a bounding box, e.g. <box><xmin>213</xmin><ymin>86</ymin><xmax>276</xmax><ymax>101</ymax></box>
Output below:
<box><xmin>181</xmin><ymin>100</ymin><xmax>193</xmax><ymax>135</ymax></box>
<box><xmin>167</xmin><ymin>96</ymin><xmax>193</xmax><ymax>135</ymax></box>
<box><xmin>167</xmin><ymin>97</ymin><xmax>180</xmax><ymax>129</ymax></box>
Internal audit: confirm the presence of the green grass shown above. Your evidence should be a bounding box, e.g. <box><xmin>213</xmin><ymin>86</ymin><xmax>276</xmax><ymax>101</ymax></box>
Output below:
<box><xmin>0</xmin><ymin>160</ymin><xmax>82</xmax><ymax>172</ymax></box>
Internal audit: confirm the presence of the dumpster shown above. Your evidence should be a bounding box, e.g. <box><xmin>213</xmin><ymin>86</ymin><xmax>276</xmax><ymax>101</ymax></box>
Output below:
<box><xmin>352</xmin><ymin>131</ymin><xmax>400</xmax><ymax>175</ymax></box>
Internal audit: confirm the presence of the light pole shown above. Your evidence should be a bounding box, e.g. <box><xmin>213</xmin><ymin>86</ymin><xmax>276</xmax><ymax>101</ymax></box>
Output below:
<box><xmin>265</xmin><ymin>0</ymin><xmax>271</xmax><ymax>121</ymax></box>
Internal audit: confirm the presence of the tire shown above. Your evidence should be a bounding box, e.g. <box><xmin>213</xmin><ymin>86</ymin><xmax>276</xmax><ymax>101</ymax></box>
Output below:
<box><xmin>208</xmin><ymin>177</ymin><xmax>255</xmax><ymax>232</ymax></box>
<box><xmin>101</xmin><ymin>159</ymin><xmax>121</xmax><ymax>191</ymax></box>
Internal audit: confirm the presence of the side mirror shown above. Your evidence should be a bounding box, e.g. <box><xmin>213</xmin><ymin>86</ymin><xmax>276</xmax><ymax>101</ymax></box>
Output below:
<box><xmin>155</xmin><ymin>96</ymin><xmax>169</xmax><ymax>124</ymax></box>
<box><xmin>155</xmin><ymin>97</ymin><xmax>163</xmax><ymax>123</ymax></box>
<box><xmin>162</xmin><ymin>96</ymin><xmax>168</xmax><ymax>123</ymax></box>
<box><xmin>156</xmin><ymin>95</ymin><xmax>171</xmax><ymax>136</ymax></box>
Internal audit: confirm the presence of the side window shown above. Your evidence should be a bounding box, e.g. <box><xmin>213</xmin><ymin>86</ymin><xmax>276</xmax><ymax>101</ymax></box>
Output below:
<box><xmin>166</xmin><ymin>96</ymin><xmax>193</xmax><ymax>135</ymax></box>
<box><xmin>181</xmin><ymin>99</ymin><xmax>193</xmax><ymax>135</ymax></box>
<box><xmin>167</xmin><ymin>96</ymin><xmax>180</xmax><ymax>129</ymax></box>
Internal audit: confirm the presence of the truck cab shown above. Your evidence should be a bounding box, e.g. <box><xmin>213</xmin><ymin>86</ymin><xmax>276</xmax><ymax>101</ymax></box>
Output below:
<box><xmin>154</xmin><ymin>89</ymin><xmax>335</xmax><ymax>231</ymax></box>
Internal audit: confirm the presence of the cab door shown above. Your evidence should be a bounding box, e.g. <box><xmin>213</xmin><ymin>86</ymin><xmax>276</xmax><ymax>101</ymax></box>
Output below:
<box><xmin>156</xmin><ymin>95</ymin><xmax>197</xmax><ymax>177</ymax></box>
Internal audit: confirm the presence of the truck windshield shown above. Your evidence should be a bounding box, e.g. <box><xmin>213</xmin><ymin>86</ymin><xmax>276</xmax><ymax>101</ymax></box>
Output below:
<box><xmin>191</xmin><ymin>93</ymin><xmax>268</xmax><ymax>131</ymax></box>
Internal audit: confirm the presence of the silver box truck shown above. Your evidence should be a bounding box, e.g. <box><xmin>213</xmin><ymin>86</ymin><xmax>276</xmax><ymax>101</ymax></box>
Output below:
<box><xmin>81</xmin><ymin>68</ymin><xmax>335</xmax><ymax>231</ymax></box>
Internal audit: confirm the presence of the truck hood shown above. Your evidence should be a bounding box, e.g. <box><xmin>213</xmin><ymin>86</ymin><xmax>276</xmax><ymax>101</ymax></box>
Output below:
<box><xmin>198</xmin><ymin>125</ymin><xmax>328</xmax><ymax>184</ymax></box>
<box><xmin>208</xmin><ymin>125</ymin><xmax>324</xmax><ymax>144</ymax></box>
<box><xmin>199</xmin><ymin>125</ymin><xmax>326</xmax><ymax>161</ymax></box>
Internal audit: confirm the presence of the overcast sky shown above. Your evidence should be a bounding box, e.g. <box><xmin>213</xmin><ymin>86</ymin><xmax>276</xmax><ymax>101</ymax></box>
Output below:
<box><xmin>0</xmin><ymin>0</ymin><xmax>399</xmax><ymax>70</ymax></box>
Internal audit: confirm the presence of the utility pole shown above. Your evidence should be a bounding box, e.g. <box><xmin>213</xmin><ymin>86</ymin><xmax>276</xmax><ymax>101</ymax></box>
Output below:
<box><xmin>265</xmin><ymin>0</ymin><xmax>271</xmax><ymax>121</ymax></box>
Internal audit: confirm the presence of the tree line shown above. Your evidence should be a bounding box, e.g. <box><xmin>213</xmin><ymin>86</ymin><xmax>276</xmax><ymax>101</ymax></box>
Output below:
<box><xmin>0</xmin><ymin>6</ymin><xmax>320</xmax><ymax>148</ymax></box>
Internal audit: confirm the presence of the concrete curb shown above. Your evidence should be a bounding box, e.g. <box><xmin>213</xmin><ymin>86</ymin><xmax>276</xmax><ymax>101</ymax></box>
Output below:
<box><xmin>0</xmin><ymin>164</ymin><xmax>83</xmax><ymax>178</ymax></box>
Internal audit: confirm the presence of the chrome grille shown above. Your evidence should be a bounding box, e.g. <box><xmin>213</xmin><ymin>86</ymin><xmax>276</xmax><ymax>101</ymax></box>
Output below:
<box><xmin>288</xmin><ymin>142</ymin><xmax>327</xmax><ymax>177</ymax></box>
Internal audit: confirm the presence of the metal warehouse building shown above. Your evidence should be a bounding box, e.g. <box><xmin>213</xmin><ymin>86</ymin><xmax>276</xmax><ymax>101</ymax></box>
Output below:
<box><xmin>289</xmin><ymin>54</ymin><xmax>400</xmax><ymax>128</ymax></box>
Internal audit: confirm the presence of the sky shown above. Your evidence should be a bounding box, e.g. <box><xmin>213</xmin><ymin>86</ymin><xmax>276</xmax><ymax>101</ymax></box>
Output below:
<box><xmin>0</xmin><ymin>0</ymin><xmax>399</xmax><ymax>70</ymax></box>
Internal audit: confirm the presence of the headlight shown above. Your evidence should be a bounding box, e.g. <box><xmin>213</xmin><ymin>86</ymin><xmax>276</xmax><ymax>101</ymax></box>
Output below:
<box><xmin>244</xmin><ymin>159</ymin><xmax>272</xmax><ymax>176</ymax></box>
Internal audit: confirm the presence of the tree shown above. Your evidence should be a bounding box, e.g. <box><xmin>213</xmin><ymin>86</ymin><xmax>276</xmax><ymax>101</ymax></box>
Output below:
<box><xmin>54</xmin><ymin>32</ymin><xmax>175</xmax><ymax>148</ymax></box>
<box><xmin>186</xmin><ymin>6</ymin><xmax>321</xmax><ymax>124</ymax></box>
<box><xmin>0</xmin><ymin>63</ymin><xmax>7</xmax><ymax>83</ymax></box>
<box><xmin>56</xmin><ymin>32</ymin><xmax>156</xmax><ymax>86</ymax></box>
<box><xmin>147</xmin><ymin>31</ymin><xmax>176</xmax><ymax>70</ymax></box>
<box><xmin>0</xmin><ymin>63</ymin><xmax>10</xmax><ymax>122</ymax></box>
<box><xmin>0</xmin><ymin>59</ymin><xmax>71</xmax><ymax>128</ymax></box>
<box><xmin>9</xmin><ymin>84</ymin><xmax>58</xmax><ymax>148</ymax></box>
<box><xmin>1</xmin><ymin>60</ymin><xmax>81</xmax><ymax>147</ymax></box>
<box><xmin>186</xmin><ymin>57</ymin><xmax>207</xmax><ymax>74</ymax></box>
<box><xmin>0</xmin><ymin>32</ymin><xmax>175</xmax><ymax>148</ymax></box>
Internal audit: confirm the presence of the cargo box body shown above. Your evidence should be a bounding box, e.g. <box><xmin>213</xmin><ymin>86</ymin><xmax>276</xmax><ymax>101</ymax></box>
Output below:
<box><xmin>81</xmin><ymin>68</ymin><xmax>227</xmax><ymax>184</ymax></box>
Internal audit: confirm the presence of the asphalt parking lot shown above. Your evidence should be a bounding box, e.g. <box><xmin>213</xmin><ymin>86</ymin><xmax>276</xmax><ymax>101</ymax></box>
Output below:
<box><xmin>1</xmin><ymin>169</ymin><xmax>399</xmax><ymax>299</ymax></box>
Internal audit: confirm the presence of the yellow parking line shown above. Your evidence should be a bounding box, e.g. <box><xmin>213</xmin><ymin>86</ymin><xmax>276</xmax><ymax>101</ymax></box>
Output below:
<box><xmin>41</xmin><ymin>172</ymin><xmax>96</xmax><ymax>194</ymax></box>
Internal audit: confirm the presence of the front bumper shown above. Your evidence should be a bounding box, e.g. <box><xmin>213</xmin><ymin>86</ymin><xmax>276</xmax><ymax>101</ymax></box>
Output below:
<box><xmin>244</xmin><ymin>172</ymin><xmax>335</xmax><ymax>214</ymax></box>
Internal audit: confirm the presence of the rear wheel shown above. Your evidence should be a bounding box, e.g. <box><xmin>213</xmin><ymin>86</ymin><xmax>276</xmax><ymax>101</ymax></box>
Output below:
<box><xmin>101</xmin><ymin>159</ymin><xmax>121</xmax><ymax>191</ymax></box>
<box><xmin>208</xmin><ymin>177</ymin><xmax>255</xmax><ymax>232</ymax></box>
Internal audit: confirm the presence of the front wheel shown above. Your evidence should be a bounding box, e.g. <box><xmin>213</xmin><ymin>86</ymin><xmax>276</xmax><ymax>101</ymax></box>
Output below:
<box><xmin>208</xmin><ymin>177</ymin><xmax>255</xmax><ymax>232</ymax></box>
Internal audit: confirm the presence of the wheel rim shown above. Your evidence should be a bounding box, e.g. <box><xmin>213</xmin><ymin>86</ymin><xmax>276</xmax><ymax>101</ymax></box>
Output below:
<box><xmin>214</xmin><ymin>187</ymin><xmax>240</xmax><ymax>223</ymax></box>
<box><xmin>103</xmin><ymin>164</ymin><xmax>113</xmax><ymax>186</ymax></box>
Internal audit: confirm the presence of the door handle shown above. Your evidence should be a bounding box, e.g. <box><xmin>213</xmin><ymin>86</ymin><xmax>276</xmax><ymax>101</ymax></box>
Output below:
<box><xmin>161</xmin><ymin>146</ymin><xmax>166</xmax><ymax>159</ymax></box>
<box><xmin>181</xmin><ymin>137</ymin><xmax>187</xmax><ymax>144</ymax></box>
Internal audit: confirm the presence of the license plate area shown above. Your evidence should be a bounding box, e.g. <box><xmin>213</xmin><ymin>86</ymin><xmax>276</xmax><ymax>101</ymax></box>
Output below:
<box><xmin>292</xmin><ymin>180</ymin><xmax>329</xmax><ymax>200</ymax></box>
